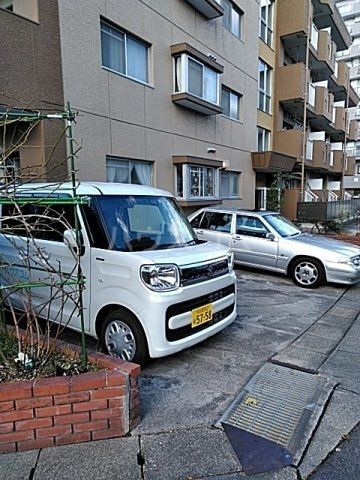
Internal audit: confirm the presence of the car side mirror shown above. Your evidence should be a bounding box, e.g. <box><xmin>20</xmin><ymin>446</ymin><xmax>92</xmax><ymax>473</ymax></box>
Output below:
<box><xmin>64</xmin><ymin>229</ymin><xmax>85</xmax><ymax>256</ymax></box>
<box><xmin>63</xmin><ymin>228</ymin><xmax>77</xmax><ymax>248</ymax></box>
<box><xmin>266</xmin><ymin>233</ymin><xmax>276</xmax><ymax>241</ymax></box>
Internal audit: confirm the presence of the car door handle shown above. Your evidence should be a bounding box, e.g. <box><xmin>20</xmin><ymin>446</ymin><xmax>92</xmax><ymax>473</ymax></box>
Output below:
<box><xmin>197</xmin><ymin>230</ymin><xmax>204</xmax><ymax>235</ymax></box>
<box><xmin>233</xmin><ymin>235</ymin><xmax>242</xmax><ymax>240</ymax></box>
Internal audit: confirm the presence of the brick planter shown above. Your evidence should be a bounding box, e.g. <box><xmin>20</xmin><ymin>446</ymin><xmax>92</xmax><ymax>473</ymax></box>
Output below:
<box><xmin>0</xmin><ymin>346</ymin><xmax>140</xmax><ymax>453</ymax></box>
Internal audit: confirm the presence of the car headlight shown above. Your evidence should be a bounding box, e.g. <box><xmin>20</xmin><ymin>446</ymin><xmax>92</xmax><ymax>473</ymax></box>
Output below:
<box><xmin>338</xmin><ymin>255</ymin><xmax>360</xmax><ymax>267</ymax></box>
<box><xmin>141</xmin><ymin>264</ymin><xmax>180</xmax><ymax>291</ymax></box>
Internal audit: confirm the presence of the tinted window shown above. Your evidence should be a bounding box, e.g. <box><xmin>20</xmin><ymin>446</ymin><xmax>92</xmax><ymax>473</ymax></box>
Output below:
<box><xmin>190</xmin><ymin>212</ymin><xmax>204</xmax><ymax>228</ymax></box>
<box><xmin>199</xmin><ymin>212</ymin><xmax>232</xmax><ymax>233</ymax></box>
<box><xmin>1</xmin><ymin>203</ymin><xmax>75</xmax><ymax>242</ymax></box>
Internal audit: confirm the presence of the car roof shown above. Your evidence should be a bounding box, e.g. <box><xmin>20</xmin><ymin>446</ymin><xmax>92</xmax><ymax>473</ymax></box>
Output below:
<box><xmin>193</xmin><ymin>207</ymin><xmax>279</xmax><ymax>216</ymax></box>
<box><xmin>1</xmin><ymin>182</ymin><xmax>172</xmax><ymax>198</ymax></box>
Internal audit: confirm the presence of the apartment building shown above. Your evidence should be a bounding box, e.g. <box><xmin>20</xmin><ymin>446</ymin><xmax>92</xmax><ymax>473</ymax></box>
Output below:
<box><xmin>336</xmin><ymin>0</ymin><xmax>360</xmax><ymax>196</ymax></box>
<box><xmin>253</xmin><ymin>0</ymin><xmax>359</xmax><ymax>219</ymax></box>
<box><xmin>0</xmin><ymin>0</ymin><xmax>67</xmax><ymax>181</ymax></box>
<box><xmin>0</xmin><ymin>0</ymin><xmax>259</xmax><ymax>213</ymax></box>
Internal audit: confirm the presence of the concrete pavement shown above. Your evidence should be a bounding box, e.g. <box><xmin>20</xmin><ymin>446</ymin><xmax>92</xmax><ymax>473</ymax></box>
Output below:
<box><xmin>0</xmin><ymin>269</ymin><xmax>359</xmax><ymax>479</ymax></box>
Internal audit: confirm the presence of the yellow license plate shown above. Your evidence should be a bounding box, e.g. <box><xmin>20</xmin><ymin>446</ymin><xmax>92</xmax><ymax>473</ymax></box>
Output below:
<box><xmin>191</xmin><ymin>303</ymin><xmax>213</xmax><ymax>328</ymax></box>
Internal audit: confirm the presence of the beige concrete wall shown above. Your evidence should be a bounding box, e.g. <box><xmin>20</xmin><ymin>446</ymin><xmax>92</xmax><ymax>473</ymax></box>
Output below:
<box><xmin>58</xmin><ymin>0</ymin><xmax>259</xmax><ymax>209</ymax></box>
<box><xmin>0</xmin><ymin>0</ymin><xmax>67</xmax><ymax>180</ymax></box>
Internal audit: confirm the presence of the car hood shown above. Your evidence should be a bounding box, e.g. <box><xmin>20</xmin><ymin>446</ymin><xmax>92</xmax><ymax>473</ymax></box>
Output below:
<box><xmin>133</xmin><ymin>241</ymin><xmax>230</xmax><ymax>267</ymax></box>
<box><xmin>288</xmin><ymin>233</ymin><xmax>360</xmax><ymax>258</ymax></box>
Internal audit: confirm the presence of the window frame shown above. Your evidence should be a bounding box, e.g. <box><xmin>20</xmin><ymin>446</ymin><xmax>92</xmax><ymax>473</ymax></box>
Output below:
<box><xmin>198</xmin><ymin>211</ymin><xmax>233</xmax><ymax>233</ymax></box>
<box><xmin>173</xmin><ymin>54</ymin><xmax>220</xmax><ymax>106</ymax></box>
<box><xmin>259</xmin><ymin>0</ymin><xmax>274</xmax><ymax>47</ymax></box>
<box><xmin>106</xmin><ymin>156</ymin><xmax>152</xmax><ymax>186</ymax></box>
<box><xmin>220</xmin><ymin>171</ymin><xmax>240</xmax><ymax>198</ymax></box>
<box><xmin>257</xmin><ymin>126</ymin><xmax>271</xmax><ymax>151</ymax></box>
<box><xmin>175</xmin><ymin>163</ymin><xmax>220</xmax><ymax>200</ymax></box>
<box><xmin>221</xmin><ymin>85</ymin><xmax>241</xmax><ymax>121</ymax></box>
<box><xmin>258</xmin><ymin>59</ymin><xmax>272</xmax><ymax>113</ymax></box>
<box><xmin>100</xmin><ymin>20</ymin><xmax>150</xmax><ymax>85</ymax></box>
<box><xmin>220</xmin><ymin>0</ymin><xmax>243</xmax><ymax>39</ymax></box>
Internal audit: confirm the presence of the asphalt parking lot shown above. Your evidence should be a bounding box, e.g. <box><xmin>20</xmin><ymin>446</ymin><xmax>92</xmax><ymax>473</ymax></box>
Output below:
<box><xmin>2</xmin><ymin>266</ymin><xmax>359</xmax><ymax>480</ymax></box>
<box><xmin>136</xmin><ymin>267</ymin><xmax>345</xmax><ymax>435</ymax></box>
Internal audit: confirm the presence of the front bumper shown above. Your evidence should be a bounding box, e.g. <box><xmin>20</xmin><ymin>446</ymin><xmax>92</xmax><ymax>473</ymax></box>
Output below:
<box><xmin>325</xmin><ymin>261</ymin><xmax>360</xmax><ymax>285</ymax></box>
<box><xmin>138</xmin><ymin>272</ymin><xmax>237</xmax><ymax>358</ymax></box>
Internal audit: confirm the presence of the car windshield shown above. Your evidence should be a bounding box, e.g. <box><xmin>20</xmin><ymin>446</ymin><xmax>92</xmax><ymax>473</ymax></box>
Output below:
<box><xmin>263</xmin><ymin>214</ymin><xmax>301</xmax><ymax>238</ymax></box>
<box><xmin>95</xmin><ymin>195</ymin><xmax>198</xmax><ymax>251</ymax></box>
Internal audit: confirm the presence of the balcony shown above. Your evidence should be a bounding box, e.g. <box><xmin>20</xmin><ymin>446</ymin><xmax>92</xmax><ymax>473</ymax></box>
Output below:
<box><xmin>307</xmin><ymin>139</ymin><xmax>330</xmax><ymax>171</ymax></box>
<box><xmin>276</xmin><ymin>63</ymin><xmax>308</xmax><ymax>118</ymax></box>
<box><xmin>171</xmin><ymin>43</ymin><xmax>223</xmax><ymax>116</ymax></box>
<box><xmin>273</xmin><ymin>129</ymin><xmax>303</xmax><ymax>159</ymax></box>
<box><xmin>329</xmin><ymin>62</ymin><xmax>359</xmax><ymax>107</ymax></box>
<box><xmin>251</xmin><ymin>151</ymin><xmax>296</xmax><ymax>173</ymax></box>
<box><xmin>348</xmin><ymin>120</ymin><xmax>358</xmax><ymax>142</ymax></box>
<box><xmin>316</xmin><ymin>30</ymin><xmax>336</xmax><ymax>72</ymax></box>
<box><xmin>348</xmin><ymin>86</ymin><xmax>360</xmax><ymax>109</ymax></box>
<box><xmin>345</xmin><ymin>156</ymin><xmax>356</xmax><ymax>176</ymax></box>
<box><xmin>309</xmin><ymin>86</ymin><xmax>334</xmax><ymax>129</ymax></box>
<box><xmin>329</xmin><ymin>150</ymin><xmax>343</xmax><ymax>174</ymax></box>
<box><xmin>313</xmin><ymin>0</ymin><xmax>352</xmax><ymax>51</ymax></box>
<box><xmin>277</xmin><ymin>0</ymin><xmax>310</xmax><ymax>40</ymax></box>
<box><xmin>333</xmin><ymin>106</ymin><xmax>345</xmax><ymax>132</ymax></box>
<box><xmin>183</xmin><ymin>0</ymin><xmax>224</xmax><ymax>19</ymax></box>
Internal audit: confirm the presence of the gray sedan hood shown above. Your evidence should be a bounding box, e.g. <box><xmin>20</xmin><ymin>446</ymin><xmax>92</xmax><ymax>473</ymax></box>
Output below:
<box><xmin>288</xmin><ymin>233</ymin><xmax>360</xmax><ymax>257</ymax></box>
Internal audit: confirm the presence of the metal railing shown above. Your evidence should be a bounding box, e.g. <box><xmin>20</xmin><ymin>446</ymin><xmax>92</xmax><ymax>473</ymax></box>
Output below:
<box><xmin>297</xmin><ymin>198</ymin><xmax>360</xmax><ymax>222</ymax></box>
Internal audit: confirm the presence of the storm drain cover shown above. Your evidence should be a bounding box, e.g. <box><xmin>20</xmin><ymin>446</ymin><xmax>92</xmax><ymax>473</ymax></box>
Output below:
<box><xmin>220</xmin><ymin>362</ymin><xmax>334</xmax><ymax>475</ymax></box>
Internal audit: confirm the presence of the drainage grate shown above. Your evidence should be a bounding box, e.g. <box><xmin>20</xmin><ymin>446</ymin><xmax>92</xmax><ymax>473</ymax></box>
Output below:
<box><xmin>220</xmin><ymin>362</ymin><xmax>334</xmax><ymax>475</ymax></box>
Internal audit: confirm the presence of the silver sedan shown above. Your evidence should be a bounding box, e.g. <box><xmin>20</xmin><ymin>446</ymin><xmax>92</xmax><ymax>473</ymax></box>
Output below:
<box><xmin>188</xmin><ymin>208</ymin><xmax>360</xmax><ymax>288</ymax></box>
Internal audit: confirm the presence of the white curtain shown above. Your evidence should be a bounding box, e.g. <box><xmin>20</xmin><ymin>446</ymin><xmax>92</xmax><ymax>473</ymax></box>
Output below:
<box><xmin>127</xmin><ymin>37</ymin><xmax>148</xmax><ymax>83</ymax></box>
<box><xmin>101</xmin><ymin>25</ymin><xmax>125</xmax><ymax>74</ymax></box>
<box><xmin>107</xmin><ymin>159</ymin><xmax>129</xmax><ymax>183</ymax></box>
<box><xmin>132</xmin><ymin>162</ymin><xmax>151</xmax><ymax>185</ymax></box>
<box><xmin>204</xmin><ymin>67</ymin><xmax>217</xmax><ymax>104</ymax></box>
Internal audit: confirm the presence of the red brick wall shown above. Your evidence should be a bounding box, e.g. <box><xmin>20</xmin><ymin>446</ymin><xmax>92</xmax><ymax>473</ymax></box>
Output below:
<box><xmin>0</xmin><ymin>349</ymin><xmax>140</xmax><ymax>453</ymax></box>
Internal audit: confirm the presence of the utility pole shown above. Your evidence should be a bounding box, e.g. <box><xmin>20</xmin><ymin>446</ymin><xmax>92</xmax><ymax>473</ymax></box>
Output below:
<box><xmin>301</xmin><ymin>0</ymin><xmax>312</xmax><ymax>202</ymax></box>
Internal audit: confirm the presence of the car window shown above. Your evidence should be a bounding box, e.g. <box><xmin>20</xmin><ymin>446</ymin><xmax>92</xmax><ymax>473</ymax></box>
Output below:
<box><xmin>190</xmin><ymin>212</ymin><xmax>204</xmax><ymax>229</ymax></box>
<box><xmin>236</xmin><ymin>215</ymin><xmax>268</xmax><ymax>238</ymax></box>
<box><xmin>199</xmin><ymin>212</ymin><xmax>232</xmax><ymax>233</ymax></box>
<box><xmin>1</xmin><ymin>203</ymin><xmax>76</xmax><ymax>242</ymax></box>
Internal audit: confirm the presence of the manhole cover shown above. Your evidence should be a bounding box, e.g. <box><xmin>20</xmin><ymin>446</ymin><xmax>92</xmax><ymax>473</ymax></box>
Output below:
<box><xmin>220</xmin><ymin>362</ymin><xmax>334</xmax><ymax>475</ymax></box>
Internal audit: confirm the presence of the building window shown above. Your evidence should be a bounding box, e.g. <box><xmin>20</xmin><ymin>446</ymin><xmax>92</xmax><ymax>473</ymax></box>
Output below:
<box><xmin>175</xmin><ymin>164</ymin><xmax>218</xmax><ymax>199</ymax></box>
<box><xmin>257</xmin><ymin>127</ymin><xmax>271</xmax><ymax>151</ymax></box>
<box><xmin>219</xmin><ymin>0</ymin><xmax>243</xmax><ymax>38</ymax></box>
<box><xmin>106</xmin><ymin>157</ymin><xmax>152</xmax><ymax>185</ymax></box>
<box><xmin>259</xmin><ymin>0</ymin><xmax>274</xmax><ymax>47</ymax></box>
<box><xmin>174</xmin><ymin>54</ymin><xmax>219</xmax><ymax>105</ymax></box>
<box><xmin>220</xmin><ymin>171</ymin><xmax>239</xmax><ymax>198</ymax></box>
<box><xmin>258</xmin><ymin>59</ymin><xmax>272</xmax><ymax>113</ymax></box>
<box><xmin>0</xmin><ymin>154</ymin><xmax>20</xmax><ymax>185</ymax></box>
<box><xmin>221</xmin><ymin>86</ymin><xmax>241</xmax><ymax>120</ymax></box>
<box><xmin>101</xmin><ymin>21</ymin><xmax>149</xmax><ymax>84</ymax></box>
<box><xmin>0</xmin><ymin>0</ymin><xmax>12</xmax><ymax>11</ymax></box>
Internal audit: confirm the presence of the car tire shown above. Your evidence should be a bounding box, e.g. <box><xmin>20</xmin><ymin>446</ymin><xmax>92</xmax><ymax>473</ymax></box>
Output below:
<box><xmin>290</xmin><ymin>257</ymin><xmax>325</xmax><ymax>289</ymax></box>
<box><xmin>101</xmin><ymin>309</ymin><xmax>149</xmax><ymax>365</ymax></box>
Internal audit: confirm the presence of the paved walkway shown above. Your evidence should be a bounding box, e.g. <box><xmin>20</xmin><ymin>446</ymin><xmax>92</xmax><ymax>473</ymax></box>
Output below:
<box><xmin>1</xmin><ymin>272</ymin><xmax>359</xmax><ymax>480</ymax></box>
